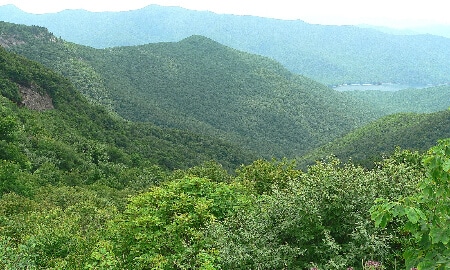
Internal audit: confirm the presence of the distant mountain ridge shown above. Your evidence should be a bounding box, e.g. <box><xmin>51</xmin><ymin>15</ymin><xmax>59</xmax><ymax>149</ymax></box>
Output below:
<box><xmin>342</xmin><ymin>85</ymin><xmax>450</xmax><ymax>115</ymax></box>
<box><xmin>358</xmin><ymin>23</ymin><xmax>450</xmax><ymax>39</ymax></box>
<box><xmin>1</xmin><ymin>4</ymin><xmax>450</xmax><ymax>85</ymax></box>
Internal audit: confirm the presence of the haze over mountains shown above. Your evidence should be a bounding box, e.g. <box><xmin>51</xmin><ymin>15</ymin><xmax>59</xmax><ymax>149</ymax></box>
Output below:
<box><xmin>1</xmin><ymin>19</ymin><xmax>450</xmax><ymax>164</ymax></box>
<box><xmin>358</xmin><ymin>24</ymin><xmax>450</xmax><ymax>39</ymax></box>
<box><xmin>1</xmin><ymin>4</ymin><xmax>450</xmax><ymax>85</ymax></box>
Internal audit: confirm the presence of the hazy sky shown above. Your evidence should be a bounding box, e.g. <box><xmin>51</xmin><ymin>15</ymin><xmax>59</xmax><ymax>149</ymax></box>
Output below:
<box><xmin>0</xmin><ymin>0</ymin><xmax>448</xmax><ymax>28</ymax></box>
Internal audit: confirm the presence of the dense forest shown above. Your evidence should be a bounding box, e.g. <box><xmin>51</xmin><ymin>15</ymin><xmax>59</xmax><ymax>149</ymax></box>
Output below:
<box><xmin>1</xmin><ymin>18</ymin><xmax>450</xmax><ymax>270</ymax></box>
<box><xmin>0</xmin><ymin>46</ymin><xmax>253</xmax><ymax>171</ymax></box>
<box><xmin>1</xmin><ymin>4</ymin><xmax>450</xmax><ymax>85</ymax></box>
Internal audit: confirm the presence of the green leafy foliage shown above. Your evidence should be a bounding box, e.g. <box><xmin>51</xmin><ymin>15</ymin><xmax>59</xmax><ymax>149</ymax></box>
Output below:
<box><xmin>0</xmin><ymin>77</ymin><xmax>21</xmax><ymax>103</ymax></box>
<box><xmin>0</xmin><ymin>45</ymin><xmax>252</xmax><ymax>268</ymax></box>
<box><xmin>92</xmin><ymin>176</ymin><xmax>249</xmax><ymax>269</ymax></box>
<box><xmin>371</xmin><ymin>139</ymin><xmax>450</xmax><ymax>269</ymax></box>
<box><xmin>236</xmin><ymin>158</ymin><xmax>301</xmax><ymax>194</ymax></box>
<box><xmin>1</xmin><ymin>18</ymin><xmax>450</xmax><ymax>270</ymax></box>
<box><xmin>0</xmin><ymin>185</ymin><xmax>124</xmax><ymax>269</ymax></box>
<box><xmin>207</xmin><ymin>152</ymin><xmax>423</xmax><ymax>269</ymax></box>
<box><xmin>0</xmin><ymin>160</ymin><xmax>34</xmax><ymax>197</ymax></box>
<box><xmin>0</xmin><ymin>99</ymin><xmax>31</xmax><ymax>169</ymax></box>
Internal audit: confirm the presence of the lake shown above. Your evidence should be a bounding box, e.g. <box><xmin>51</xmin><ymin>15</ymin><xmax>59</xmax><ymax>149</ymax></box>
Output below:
<box><xmin>333</xmin><ymin>83</ymin><xmax>431</xmax><ymax>92</ymax></box>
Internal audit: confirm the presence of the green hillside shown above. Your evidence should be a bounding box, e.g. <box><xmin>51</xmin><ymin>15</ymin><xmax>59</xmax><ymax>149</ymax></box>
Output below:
<box><xmin>2</xmin><ymin>4</ymin><xmax>450</xmax><ymax>85</ymax></box>
<box><xmin>299</xmin><ymin>109</ymin><xmax>450</xmax><ymax>168</ymax></box>
<box><xmin>1</xmin><ymin>22</ymin><xmax>378</xmax><ymax>158</ymax></box>
<box><xmin>86</xmin><ymin>35</ymin><xmax>376</xmax><ymax>157</ymax></box>
<box><xmin>2</xmin><ymin>53</ymin><xmax>448</xmax><ymax>267</ymax></box>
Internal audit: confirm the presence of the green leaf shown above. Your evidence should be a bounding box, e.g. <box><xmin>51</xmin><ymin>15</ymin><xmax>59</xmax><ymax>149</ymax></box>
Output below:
<box><xmin>417</xmin><ymin>258</ymin><xmax>438</xmax><ymax>270</ymax></box>
<box><xmin>443</xmin><ymin>160</ymin><xmax>450</xmax><ymax>172</ymax></box>
<box><xmin>430</xmin><ymin>227</ymin><xmax>450</xmax><ymax>245</ymax></box>
<box><xmin>371</xmin><ymin>207</ymin><xmax>392</xmax><ymax>228</ymax></box>
<box><xmin>405</xmin><ymin>207</ymin><xmax>424</xmax><ymax>224</ymax></box>
<box><xmin>392</xmin><ymin>204</ymin><xmax>406</xmax><ymax>217</ymax></box>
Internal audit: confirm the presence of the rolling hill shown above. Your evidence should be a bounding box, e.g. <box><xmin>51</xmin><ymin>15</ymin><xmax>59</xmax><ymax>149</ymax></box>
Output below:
<box><xmin>1</xmin><ymin>4</ymin><xmax>450</xmax><ymax>85</ymax></box>
<box><xmin>3</xmin><ymin>43</ymin><xmax>447</xmax><ymax>269</ymax></box>
<box><xmin>2</xmin><ymin>21</ymin><xmax>449</xmax><ymax>163</ymax></box>
<box><xmin>359</xmin><ymin>24</ymin><xmax>450</xmax><ymax>39</ymax></box>
<box><xmin>299</xmin><ymin>109</ymin><xmax>450</xmax><ymax>168</ymax></box>
<box><xmin>342</xmin><ymin>85</ymin><xmax>450</xmax><ymax>115</ymax></box>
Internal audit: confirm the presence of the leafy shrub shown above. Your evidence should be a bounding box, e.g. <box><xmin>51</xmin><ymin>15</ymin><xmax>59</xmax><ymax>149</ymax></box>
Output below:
<box><xmin>92</xmin><ymin>176</ymin><xmax>249</xmax><ymax>269</ymax></box>
<box><xmin>371</xmin><ymin>139</ymin><xmax>450</xmax><ymax>269</ymax></box>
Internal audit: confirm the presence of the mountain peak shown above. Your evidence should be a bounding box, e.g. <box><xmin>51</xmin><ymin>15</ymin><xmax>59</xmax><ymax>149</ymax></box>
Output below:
<box><xmin>0</xmin><ymin>21</ymin><xmax>55</xmax><ymax>48</ymax></box>
<box><xmin>0</xmin><ymin>4</ymin><xmax>23</xmax><ymax>12</ymax></box>
<box><xmin>179</xmin><ymin>35</ymin><xmax>222</xmax><ymax>46</ymax></box>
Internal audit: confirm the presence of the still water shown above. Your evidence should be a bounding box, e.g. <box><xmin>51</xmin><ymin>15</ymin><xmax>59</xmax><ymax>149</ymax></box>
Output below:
<box><xmin>333</xmin><ymin>83</ymin><xmax>431</xmax><ymax>92</ymax></box>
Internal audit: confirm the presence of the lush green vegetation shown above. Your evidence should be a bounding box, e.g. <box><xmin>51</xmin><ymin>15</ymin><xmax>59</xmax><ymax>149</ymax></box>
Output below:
<box><xmin>3</xmin><ymin>78</ymin><xmax>447</xmax><ymax>268</ymax></box>
<box><xmin>0</xmin><ymin>46</ymin><xmax>255</xmax><ymax>267</ymax></box>
<box><xmin>2</xmin><ymin>4</ymin><xmax>450</xmax><ymax>85</ymax></box>
<box><xmin>371</xmin><ymin>139</ymin><xmax>450</xmax><ymax>269</ymax></box>
<box><xmin>2</xmin><ymin>21</ymin><xmax>450</xmax><ymax>269</ymax></box>
<box><xmin>4</xmin><ymin>22</ymin><xmax>449</xmax><ymax>161</ymax></box>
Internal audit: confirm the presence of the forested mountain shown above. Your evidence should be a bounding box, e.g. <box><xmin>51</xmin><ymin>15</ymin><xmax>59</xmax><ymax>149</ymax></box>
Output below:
<box><xmin>0</xmin><ymin>45</ymin><xmax>249</xmax><ymax>268</ymax></box>
<box><xmin>2</xmin><ymin>46</ymin><xmax>449</xmax><ymax>268</ymax></box>
<box><xmin>1</xmin><ymin>22</ymin><xmax>380</xmax><ymax>158</ymax></box>
<box><xmin>299</xmin><ymin>109</ymin><xmax>450</xmax><ymax>168</ymax></box>
<box><xmin>3</xmin><ymin>21</ymin><xmax>449</xmax><ymax>162</ymax></box>
<box><xmin>1</xmin><ymin>4</ymin><xmax>450</xmax><ymax>85</ymax></box>
<box><xmin>0</xmin><ymin>45</ymin><xmax>253</xmax><ymax>173</ymax></box>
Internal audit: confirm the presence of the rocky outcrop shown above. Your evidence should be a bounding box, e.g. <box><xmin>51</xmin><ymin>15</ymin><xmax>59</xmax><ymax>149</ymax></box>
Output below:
<box><xmin>0</xmin><ymin>36</ymin><xmax>25</xmax><ymax>48</ymax></box>
<box><xmin>19</xmin><ymin>84</ymin><xmax>54</xmax><ymax>111</ymax></box>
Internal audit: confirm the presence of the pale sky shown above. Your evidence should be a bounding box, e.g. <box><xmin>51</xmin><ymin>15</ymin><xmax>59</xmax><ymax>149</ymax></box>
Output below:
<box><xmin>0</xmin><ymin>0</ymin><xmax>449</xmax><ymax>28</ymax></box>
